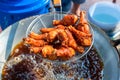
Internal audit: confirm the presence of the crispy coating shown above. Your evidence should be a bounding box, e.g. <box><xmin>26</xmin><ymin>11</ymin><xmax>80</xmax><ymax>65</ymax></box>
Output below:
<box><xmin>56</xmin><ymin>47</ymin><xmax>75</xmax><ymax>58</ymax></box>
<box><xmin>41</xmin><ymin>45</ymin><xmax>55</xmax><ymax>57</ymax></box>
<box><xmin>53</xmin><ymin>14</ymin><xmax>78</xmax><ymax>26</ymax></box>
<box><xmin>58</xmin><ymin>29</ymin><xmax>68</xmax><ymax>46</ymax></box>
<box><xmin>30</xmin><ymin>46</ymin><xmax>42</xmax><ymax>53</ymax></box>
<box><xmin>47</xmin><ymin>29</ymin><xmax>58</xmax><ymax>42</ymax></box>
<box><xmin>68</xmin><ymin>25</ymin><xmax>91</xmax><ymax>37</ymax></box>
<box><xmin>29</xmin><ymin>32</ymin><xmax>48</xmax><ymax>40</ymax></box>
<box><xmin>65</xmin><ymin>29</ymin><xmax>77</xmax><ymax>49</ymax></box>
<box><xmin>24</xmin><ymin>11</ymin><xmax>92</xmax><ymax>61</ymax></box>
<box><xmin>24</xmin><ymin>37</ymin><xmax>48</xmax><ymax>47</ymax></box>
<box><xmin>65</xmin><ymin>29</ymin><xmax>85</xmax><ymax>53</ymax></box>
<box><xmin>40</xmin><ymin>28</ymin><xmax>56</xmax><ymax>33</ymax></box>
<box><xmin>77</xmin><ymin>11</ymin><xmax>90</xmax><ymax>34</ymax></box>
<box><xmin>40</xmin><ymin>25</ymin><xmax>65</xmax><ymax>33</ymax></box>
<box><xmin>68</xmin><ymin>26</ymin><xmax>92</xmax><ymax>46</ymax></box>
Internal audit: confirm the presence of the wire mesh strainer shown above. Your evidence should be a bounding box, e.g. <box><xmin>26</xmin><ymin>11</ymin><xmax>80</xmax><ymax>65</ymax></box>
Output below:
<box><xmin>26</xmin><ymin>11</ymin><xmax>94</xmax><ymax>63</ymax></box>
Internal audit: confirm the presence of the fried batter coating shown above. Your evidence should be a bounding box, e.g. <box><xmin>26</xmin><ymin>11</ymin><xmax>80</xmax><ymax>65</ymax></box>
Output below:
<box><xmin>79</xmin><ymin>11</ymin><xmax>88</xmax><ymax>24</ymax></box>
<box><xmin>41</xmin><ymin>45</ymin><xmax>55</xmax><ymax>57</ymax></box>
<box><xmin>58</xmin><ymin>29</ymin><xmax>68</xmax><ymax>46</ymax></box>
<box><xmin>78</xmin><ymin>37</ymin><xmax>92</xmax><ymax>47</ymax></box>
<box><xmin>77</xmin><ymin>11</ymin><xmax>90</xmax><ymax>34</ymax></box>
<box><xmin>65</xmin><ymin>29</ymin><xmax>77</xmax><ymax>48</ymax></box>
<box><xmin>65</xmin><ymin>29</ymin><xmax>84</xmax><ymax>53</ymax></box>
<box><xmin>76</xmin><ymin>46</ymin><xmax>85</xmax><ymax>53</ymax></box>
<box><xmin>47</xmin><ymin>29</ymin><xmax>58</xmax><ymax>42</ymax></box>
<box><xmin>40</xmin><ymin>25</ymin><xmax>65</xmax><ymax>33</ymax></box>
<box><xmin>56</xmin><ymin>47</ymin><xmax>75</xmax><ymax>58</ymax></box>
<box><xmin>68</xmin><ymin>26</ymin><xmax>92</xmax><ymax>46</ymax></box>
<box><xmin>24</xmin><ymin>11</ymin><xmax>93</xmax><ymax>61</ymax></box>
<box><xmin>30</xmin><ymin>46</ymin><xmax>42</xmax><ymax>53</ymax></box>
<box><xmin>40</xmin><ymin>28</ymin><xmax>56</xmax><ymax>33</ymax></box>
<box><xmin>68</xmin><ymin>25</ymin><xmax>91</xmax><ymax>37</ymax></box>
<box><xmin>53</xmin><ymin>14</ymin><xmax>78</xmax><ymax>26</ymax></box>
<box><xmin>24</xmin><ymin>37</ymin><xmax>48</xmax><ymax>47</ymax></box>
<box><xmin>29</xmin><ymin>32</ymin><xmax>48</xmax><ymax>40</ymax></box>
<box><xmin>55</xmin><ymin>25</ymin><xmax>65</xmax><ymax>30</ymax></box>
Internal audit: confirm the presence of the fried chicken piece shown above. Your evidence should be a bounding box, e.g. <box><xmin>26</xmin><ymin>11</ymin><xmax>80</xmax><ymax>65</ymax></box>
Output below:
<box><xmin>77</xmin><ymin>11</ymin><xmax>90</xmax><ymax>34</ymax></box>
<box><xmin>76</xmin><ymin>46</ymin><xmax>85</xmax><ymax>53</ymax></box>
<box><xmin>53</xmin><ymin>20</ymin><xmax>60</xmax><ymax>26</ymax></box>
<box><xmin>65</xmin><ymin>29</ymin><xmax>77</xmax><ymax>48</ymax></box>
<box><xmin>68</xmin><ymin>26</ymin><xmax>92</xmax><ymax>46</ymax></box>
<box><xmin>30</xmin><ymin>45</ymin><xmax>57</xmax><ymax>59</ymax></box>
<box><xmin>65</xmin><ymin>29</ymin><xmax>84</xmax><ymax>53</ymax></box>
<box><xmin>29</xmin><ymin>32</ymin><xmax>48</xmax><ymax>40</ymax></box>
<box><xmin>40</xmin><ymin>28</ymin><xmax>56</xmax><ymax>33</ymax></box>
<box><xmin>47</xmin><ymin>29</ymin><xmax>58</xmax><ymax>42</ymax></box>
<box><xmin>53</xmin><ymin>14</ymin><xmax>78</xmax><ymax>26</ymax></box>
<box><xmin>56</xmin><ymin>47</ymin><xmax>75</xmax><ymax>59</ymax></box>
<box><xmin>68</xmin><ymin>25</ymin><xmax>92</xmax><ymax>37</ymax></box>
<box><xmin>77</xmin><ymin>24</ymin><xmax>90</xmax><ymax>34</ymax></box>
<box><xmin>30</xmin><ymin>46</ymin><xmax>42</xmax><ymax>53</ymax></box>
<box><xmin>78</xmin><ymin>37</ymin><xmax>92</xmax><ymax>47</ymax></box>
<box><xmin>55</xmin><ymin>25</ymin><xmax>65</xmax><ymax>30</ymax></box>
<box><xmin>79</xmin><ymin>11</ymin><xmax>88</xmax><ymax>24</ymax></box>
<box><xmin>24</xmin><ymin>37</ymin><xmax>48</xmax><ymax>47</ymax></box>
<box><xmin>58</xmin><ymin>29</ymin><xmax>68</xmax><ymax>46</ymax></box>
<box><xmin>41</xmin><ymin>45</ymin><xmax>55</xmax><ymax>57</ymax></box>
<box><xmin>40</xmin><ymin>25</ymin><xmax>65</xmax><ymax>33</ymax></box>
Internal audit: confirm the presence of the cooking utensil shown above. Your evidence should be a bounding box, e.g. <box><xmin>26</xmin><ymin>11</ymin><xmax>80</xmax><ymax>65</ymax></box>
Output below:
<box><xmin>0</xmin><ymin>16</ymin><xmax>119</xmax><ymax>80</ymax></box>
<box><xmin>25</xmin><ymin>12</ymin><xmax>94</xmax><ymax>63</ymax></box>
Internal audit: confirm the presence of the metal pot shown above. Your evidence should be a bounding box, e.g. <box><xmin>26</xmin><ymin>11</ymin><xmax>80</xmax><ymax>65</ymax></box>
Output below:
<box><xmin>0</xmin><ymin>13</ymin><xmax>119</xmax><ymax>80</ymax></box>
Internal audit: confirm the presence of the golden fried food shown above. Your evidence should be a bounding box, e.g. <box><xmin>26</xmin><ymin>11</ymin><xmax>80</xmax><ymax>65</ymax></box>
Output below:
<box><xmin>65</xmin><ymin>29</ymin><xmax>84</xmax><ymax>53</ymax></box>
<box><xmin>41</xmin><ymin>45</ymin><xmax>55</xmax><ymax>57</ymax></box>
<box><xmin>56</xmin><ymin>47</ymin><xmax>75</xmax><ymax>58</ymax></box>
<box><xmin>68</xmin><ymin>25</ymin><xmax>92</xmax><ymax>46</ymax></box>
<box><xmin>65</xmin><ymin>29</ymin><xmax>77</xmax><ymax>48</ymax></box>
<box><xmin>40</xmin><ymin>25</ymin><xmax>65</xmax><ymax>33</ymax></box>
<box><xmin>40</xmin><ymin>28</ymin><xmax>56</xmax><ymax>33</ymax></box>
<box><xmin>76</xmin><ymin>46</ymin><xmax>85</xmax><ymax>53</ymax></box>
<box><xmin>68</xmin><ymin>25</ymin><xmax>91</xmax><ymax>37</ymax></box>
<box><xmin>24</xmin><ymin>11</ymin><xmax>92</xmax><ymax>61</ymax></box>
<box><xmin>79</xmin><ymin>11</ymin><xmax>88</xmax><ymax>24</ymax></box>
<box><xmin>55</xmin><ymin>25</ymin><xmax>65</xmax><ymax>29</ymax></box>
<box><xmin>77</xmin><ymin>11</ymin><xmax>90</xmax><ymax>34</ymax></box>
<box><xmin>47</xmin><ymin>29</ymin><xmax>58</xmax><ymax>42</ymax></box>
<box><xmin>29</xmin><ymin>32</ymin><xmax>48</xmax><ymax>40</ymax></box>
<box><xmin>30</xmin><ymin>46</ymin><xmax>42</xmax><ymax>53</ymax></box>
<box><xmin>24</xmin><ymin>37</ymin><xmax>48</xmax><ymax>47</ymax></box>
<box><xmin>53</xmin><ymin>14</ymin><xmax>78</xmax><ymax>26</ymax></box>
<box><xmin>57</xmin><ymin>29</ymin><xmax>68</xmax><ymax>46</ymax></box>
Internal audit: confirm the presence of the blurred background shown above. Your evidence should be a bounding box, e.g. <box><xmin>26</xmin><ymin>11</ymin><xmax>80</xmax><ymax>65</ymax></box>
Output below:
<box><xmin>81</xmin><ymin>0</ymin><xmax>120</xmax><ymax>13</ymax></box>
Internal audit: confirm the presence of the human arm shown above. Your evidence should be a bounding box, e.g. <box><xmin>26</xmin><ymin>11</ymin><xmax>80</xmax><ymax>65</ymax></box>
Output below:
<box><xmin>71</xmin><ymin>0</ymin><xmax>86</xmax><ymax>16</ymax></box>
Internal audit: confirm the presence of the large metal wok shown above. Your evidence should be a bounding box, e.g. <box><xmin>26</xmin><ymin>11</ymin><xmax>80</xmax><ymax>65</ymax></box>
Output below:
<box><xmin>0</xmin><ymin>12</ymin><xmax>119</xmax><ymax>80</ymax></box>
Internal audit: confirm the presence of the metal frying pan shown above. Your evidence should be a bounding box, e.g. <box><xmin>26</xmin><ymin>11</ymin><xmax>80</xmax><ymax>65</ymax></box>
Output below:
<box><xmin>0</xmin><ymin>14</ymin><xmax>119</xmax><ymax>80</ymax></box>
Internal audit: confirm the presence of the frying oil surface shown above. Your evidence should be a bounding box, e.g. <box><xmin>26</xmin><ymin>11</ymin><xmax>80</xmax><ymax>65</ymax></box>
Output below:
<box><xmin>2</xmin><ymin>42</ymin><xmax>104</xmax><ymax>80</ymax></box>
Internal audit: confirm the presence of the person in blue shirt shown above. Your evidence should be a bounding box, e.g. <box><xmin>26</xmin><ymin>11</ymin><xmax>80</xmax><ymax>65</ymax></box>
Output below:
<box><xmin>56</xmin><ymin>0</ymin><xmax>86</xmax><ymax>16</ymax></box>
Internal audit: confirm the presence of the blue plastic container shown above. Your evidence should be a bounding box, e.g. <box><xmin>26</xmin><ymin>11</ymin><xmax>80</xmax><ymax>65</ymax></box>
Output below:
<box><xmin>88</xmin><ymin>1</ymin><xmax>120</xmax><ymax>31</ymax></box>
<box><xmin>0</xmin><ymin>0</ymin><xmax>50</xmax><ymax>30</ymax></box>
